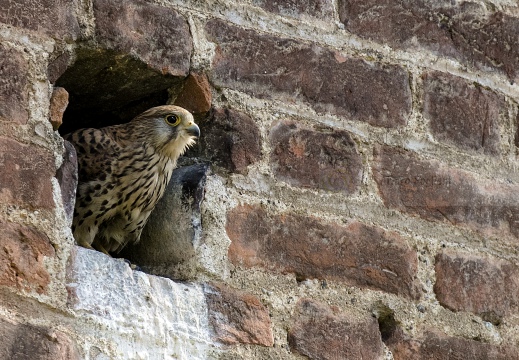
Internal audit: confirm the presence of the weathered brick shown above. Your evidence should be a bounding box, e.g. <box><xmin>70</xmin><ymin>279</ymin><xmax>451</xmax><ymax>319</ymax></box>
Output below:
<box><xmin>93</xmin><ymin>0</ymin><xmax>192</xmax><ymax>76</ymax></box>
<box><xmin>338</xmin><ymin>1</ymin><xmax>519</xmax><ymax>81</ymax></box>
<box><xmin>0</xmin><ymin>44</ymin><xmax>29</xmax><ymax>124</ymax></box>
<box><xmin>47</xmin><ymin>50</ymin><xmax>72</xmax><ymax>84</ymax></box>
<box><xmin>0</xmin><ymin>137</ymin><xmax>55</xmax><ymax>210</ymax></box>
<box><xmin>173</xmin><ymin>73</ymin><xmax>212</xmax><ymax>115</ymax></box>
<box><xmin>0</xmin><ymin>318</ymin><xmax>80</xmax><ymax>360</ymax></box>
<box><xmin>0</xmin><ymin>220</ymin><xmax>54</xmax><ymax>294</ymax></box>
<box><xmin>254</xmin><ymin>0</ymin><xmax>334</xmax><ymax>20</ymax></box>
<box><xmin>199</xmin><ymin>108</ymin><xmax>262</xmax><ymax>174</ymax></box>
<box><xmin>434</xmin><ymin>250</ymin><xmax>519</xmax><ymax>324</ymax></box>
<box><xmin>289</xmin><ymin>298</ymin><xmax>384</xmax><ymax>360</ymax></box>
<box><xmin>49</xmin><ymin>87</ymin><xmax>69</xmax><ymax>131</ymax></box>
<box><xmin>270</xmin><ymin>120</ymin><xmax>362</xmax><ymax>192</ymax></box>
<box><xmin>373</xmin><ymin>145</ymin><xmax>519</xmax><ymax>239</ymax></box>
<box><xmin>424</xmin><ymin>72</ymin><xmax>503</xmax><ymax>154</ymax></box>
<box><xmin>205</xmin><ymin>19</ymin><xmax>411</xmax><ymax>127</ymax></box>
<box><xmin>386</xmin><ymin>328</ymin><xmax>519</xmax><ymax>360</ymax></box>
<box><xmin>204</xmin><ymin>283</ymin><xmax>274</xmax><ymax>346</ymax></box>
<box><xmin>0</xmin><ymin>0</ymin><xmax>79</xmax><ymax>39</ymax></box>
<box><xmin>227</xmin><ymin>205</ymin><xmax>420</xmax><ymax>298</ymax></box>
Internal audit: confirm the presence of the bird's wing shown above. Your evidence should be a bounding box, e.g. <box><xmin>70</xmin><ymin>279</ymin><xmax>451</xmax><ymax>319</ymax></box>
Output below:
<box><xmin>64</xmin><ymin>126</ymin><xmax>124</xmax><ymax>183</ymax></box>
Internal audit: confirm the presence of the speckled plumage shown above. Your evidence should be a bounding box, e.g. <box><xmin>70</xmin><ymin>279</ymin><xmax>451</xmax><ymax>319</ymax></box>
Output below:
<box><xmin>65</xmin><ymin>105</ymin><xmax>200</xmax><ymax>254</ymax></box>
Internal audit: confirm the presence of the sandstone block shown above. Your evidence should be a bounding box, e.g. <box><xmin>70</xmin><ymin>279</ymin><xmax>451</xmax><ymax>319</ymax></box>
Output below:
<box><xmin>0</xmin><ymin>318</ymin><xmax>80</xmax><ymax>360</ymax></box>
<box><xmin>270</xmin><ymin>120</ymin><xmax>362</xmax><ymax>192</ymax></box>
<box><xmin>205</xmin><ymin>19</ymin><xmax>411</xmax><ymax>127</ymax></box>
<box><xmin>0</xmin><ymin>0</ymin><xmax>79</xmax><ymax>39</ymax></box>
<box><xmin>0</xmin><ymin>137</ymin><xmax>55</xmax><ymax>210</ymax></box>
<box><xmin>434</xmin><ymin>250</ymin><xmax>519</xmax><ymax>324</ymax></box>
<box><xmin>199</xmin><ymin>108</ymin><xmax>262</xmax><ymax>174</ymax></box>
<box><xmin>288</xmin><ymin>298</ymin><xmax>384</xmax><ymax>360</ymax></box>
<box><xmin>339</xmin><ymin>1</ymin><xmax>519</xmax><ymax>81</ymax></box>
<box><xmin>227</xmin><ymin>205</ymin><xmax>420</xmax><ymax>298</ymax></box>
<box><xmin>424</xmin><ymin>71</ymin><xmax>503</xmax><ymax>154</ymax></box>
<box><xmin>0</xmin><ymin>44</ymin><xmax>29</xmax><ymax>124</ymax></box>
<box><xmin>204</xmin><ymin>283</ymin><xmax>274</xmax><ymax>346</ymax></box>
<box><xmin>372</xmin><ymin>145</ymin><xmax>519</xmax><ymax>240</ymax></box>
<box><xmin>0</xmin><ymin>220</ymin><xmax>54</xmax><ymax>294</ymax></box>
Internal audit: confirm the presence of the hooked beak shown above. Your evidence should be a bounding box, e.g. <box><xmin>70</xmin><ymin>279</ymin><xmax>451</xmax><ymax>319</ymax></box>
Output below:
<box><xmin>185</xmin><ymin>123</ymin><xmax>200</xmax><ymax>138</ymax></box>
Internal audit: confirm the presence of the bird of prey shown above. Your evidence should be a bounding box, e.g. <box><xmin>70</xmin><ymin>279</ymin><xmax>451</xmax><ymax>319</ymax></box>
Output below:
<box><xmin>65</xmin><ymin>105</ymin><xmax>200</xmax><ymax>255</ymax></box>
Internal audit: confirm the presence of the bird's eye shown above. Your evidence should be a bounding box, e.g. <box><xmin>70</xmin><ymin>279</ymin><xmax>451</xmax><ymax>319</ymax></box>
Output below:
<box><xmin>165</xmin><ymin>114</ymin><xmax>181</xmax><ymax>126</ymax></box>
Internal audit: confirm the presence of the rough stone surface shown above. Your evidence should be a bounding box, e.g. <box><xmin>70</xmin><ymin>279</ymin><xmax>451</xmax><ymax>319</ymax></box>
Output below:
<box><xmin>288</xmin><ymin>298</ymin><xmax>384</xmax><ymax>360</ymax></box>
<box><xmin>204</xmin><ymin>283</ymin><xmax>274</xmax><ymax>346</ymax></box>
<box><xmin>47</xmin><ymin>50</ymin><xmax>72</xmax><ymax>84</ymax></box>
<box><xmin>56</xmin><ymin>140</ymin><xmax>78</xmax><ymax>225</ymax></box>
<box><xmin>434</xmin><ymin>250</ymin><xmax>519</xmax><ymax>324</ymax></box>
<box><xmin>206</xmin><ymin>19</ymin><xmax>411</xmax><ymax>127</ymax></box>
<box><xmin>199</xmin><ymin>108</ymin><xmax>262</xmax><ymax>174</ymax></box>
<box><xmin>0</xmin><ymin>44</ymin><xmax>29</xmax><ymax>124</ymax></box>
<box><xmin>0</xmin><ymin>318</ymin><xmax>80</xmax><ymax>360</ymax></box>
<box><xmin>174</xmin><ymin>73</ymin><xmax>212</xmax><ymax>115</ymax></box>
<box><xmin>386</xmin><ymin>328</ymin><xmax>519</xmax><ymax>360</ymax></box>
<box><xmin>338</xmin><ymin>0</ymin><xmax>519</xmax><ymax>81</ymax></box>
<box><xmin>0</xmin><ymin>137</ymin><xmax>55</xmax><ymax>210</ymax></box>
<box><xmin>0</xmin><ymin>220</ymin><xmax>54</xmax><ymax>294</ymax></box>
<box><xmin>66</xmin><ymin>246</ymin><xmax>217</xmax><ymax>359</ymax></box>
<box><xmin>254</xmin><ymin>0</ymin><xmax>334</xmax><ymax>20</ymax></box>
<box><xmin>0</xmin><ymin>0</ymin><xmax>79</xmax><ymax>39</ymax></box>
<box><xmin>373</xmin><ymin>145</ymin><xmax>519</xmax><ymax>240</ymax></box>
<box><xmin>227</xmin><ymin>204</ymin><xmax>420</xmax><ymax>298</ymax></box>
<box><xmin>49</xmin><ymin>87</ymin><xmax>69</xmax><ymax>131</ymax></box>
<box><xmin>424</xmin><ymin>71</ymin><xmax>503</xmax><ymax>154</ymax></box>
<box><xmin>93</xmin><ymin>0</ymin><xmax>192</xmax><ymax>77</ymax></box>
<box><xmin>270</xmin><ymin>120</ymin><xmax>362</xmax><ymax>192</ymax></box>
<box><xmin>121</xmin><ymin>163</ymin><xmax>209</xmax><ymax>279</ymax></box>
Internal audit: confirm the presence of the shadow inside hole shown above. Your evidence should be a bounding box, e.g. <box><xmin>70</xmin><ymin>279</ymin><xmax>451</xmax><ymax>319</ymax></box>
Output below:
<box><xmin>56</xmin><ymin>47</ymin><xmax>183</xmax><ymax>134</ymax></box>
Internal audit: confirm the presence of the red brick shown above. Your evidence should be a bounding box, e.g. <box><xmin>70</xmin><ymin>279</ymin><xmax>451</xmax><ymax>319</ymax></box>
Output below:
<box><xmin>0</xmin><ymin>137</ymin><xmax>55</xmax><ymax>210</ymax></box>
<box><xmin>434</xmin><ymin>250</ymin><xmax>519</xmax><ymax>324</ymax></box>
<box><xmin>93</xmin><ymin>0</ymin><xmax>192</xmax><ymax>76</ymax></box>
<box><xmin>372</xmin><ymin>145</ymin><xmax>519</xmax><ymax>239</ymax></box>
<box><xmin>199</xmin><ymin>108</ymin><xmax>262</xmax><ymax>174</ymax></box>
<box><xmin>0</xmin><ymin>44</ymin><xmax>29</xmax><ymax>124</ymax></box>
<box><xmin>424</xmin><ymin>72</ymin><xmax>503</xmax><ymax>154</ymax></box>
<box><xmin>339</xmin><ymin>1</ymin><xmax>519</xmax><ymax>81</ymax></box>
<box><xmin>288</xmin><ymin>298</ymin><xmax>384</xmax><ymax>360</ymax></box>
<box><xmin>205</xmin><ymin>19</ymin><xmax>410</xmax><ymax>128</ymax></box>
<box><xmin>270</xmin><ymin>120</ymin><xmax>362</xmax><ymax>192</ymax></box>
<box><xmin>386</xmin><ymin>328</ymin><xmax>519</xmax><ymax>360</ymax></box>
<box><xmin>227</xmin><ymin>205</ymin><xmax>420</xmax><ymax>298</ymax></box>
<box><xmin>0</xmin><ymin>0</ymin><xmax>79</xmax><ymax>39</ymax></box>
<box><xmin>204</xmin><ymin>283</ymin><xmax>274</xmax><ymax>346</ymax></box>
<box><xmin>0</xmin><ymin>318</ymin><xmax>80</xmax><ymax>360</ymax></box>
<box><xmin>173</xmin><ymin>73</ymin><xmax>212</xmax><ymax>115</ymax></box>
<box><xmin>0</xmin><ymin>220</ymin><xmax>55</xmax><ymax>294</ymax></box>
<box><xmin>49</xmin><ymin>87</ymin><xmax>69</xmax><ymax>131</ymax></box>
<box><xmin>254</xmin><ymin>0</ymin><xmax>334</xmax><ymax>20</ymax></box>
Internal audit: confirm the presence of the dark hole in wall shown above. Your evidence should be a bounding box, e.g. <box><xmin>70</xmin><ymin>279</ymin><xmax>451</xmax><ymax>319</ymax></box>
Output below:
<box><xmin>56</xmin><ymin>47</ymin><xmax>183</xmax><ymax>134</ymax></box>
<box><xmin>54</xmin><ymin>46</ymin><xmax>208</xmax><ymax>279</ymax></box>
<box><xmin>373</xmin><ymin>302</ymin><xmax>399</xmax><ymax>342</ymax></box>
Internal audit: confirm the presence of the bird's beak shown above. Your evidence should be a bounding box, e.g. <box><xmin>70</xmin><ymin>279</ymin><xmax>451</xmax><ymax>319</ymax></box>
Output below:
<box><xmin>185</xmin><ymin>123</ymin><xmax>200</xmax><ymax>138</ymax></box>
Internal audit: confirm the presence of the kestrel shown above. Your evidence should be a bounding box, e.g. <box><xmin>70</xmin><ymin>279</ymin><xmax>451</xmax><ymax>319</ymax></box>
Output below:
<box><xmin>65</xmin><ymin>105</ymin><xmax>200</xmax><ymax>255</ymax></box>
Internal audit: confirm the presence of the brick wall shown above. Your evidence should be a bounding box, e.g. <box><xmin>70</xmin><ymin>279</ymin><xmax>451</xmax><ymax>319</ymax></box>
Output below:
<box><xmin>2</xmin><ymin>0</ymin><xmax>519</xmax><ymax>359</ymax></box>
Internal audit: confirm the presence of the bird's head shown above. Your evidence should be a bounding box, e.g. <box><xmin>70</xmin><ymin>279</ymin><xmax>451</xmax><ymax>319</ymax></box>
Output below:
<box><xmin>131</xmin><ymin>105</ymin><xmax>200</xmax><ymax>159</ymax></box>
